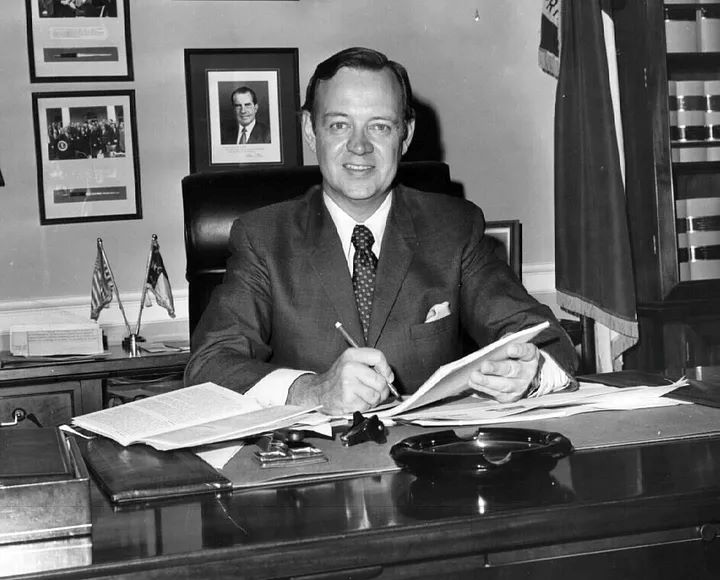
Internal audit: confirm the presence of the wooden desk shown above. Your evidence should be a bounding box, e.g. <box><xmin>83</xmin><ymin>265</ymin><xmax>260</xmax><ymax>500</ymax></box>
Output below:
<box><xmin>4</xmin><ymin>418</ymin><xmax>720</xmax><ymax>578</ymax></box>
<box><xmin>0</xmin><ymin>347</ymin><xmax>189</xmax><ymax>428</ymax></box>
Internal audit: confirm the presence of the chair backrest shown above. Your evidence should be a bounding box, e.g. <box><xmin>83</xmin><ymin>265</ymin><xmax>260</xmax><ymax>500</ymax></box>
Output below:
<box><xmin>182</xmin><ymin>161</ymin><xmax>454</xmax><ymax>334</ymax></box>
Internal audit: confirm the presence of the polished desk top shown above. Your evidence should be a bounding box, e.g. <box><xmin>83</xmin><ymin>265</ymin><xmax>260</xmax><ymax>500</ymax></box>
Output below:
<box><xmin>9</xmin><ymin>413</ymin><xmax>720</xmax><ymax>579</ymax></box>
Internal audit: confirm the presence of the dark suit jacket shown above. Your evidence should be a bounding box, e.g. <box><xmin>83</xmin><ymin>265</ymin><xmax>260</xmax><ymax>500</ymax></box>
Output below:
<box><xmin>220</xmin><ymin>121</ymin><xmax>271</xmax><ymax>145</ymax></box>
<box><xmin>185</xmin><ymin>185</ymin><xmax>578</xmax><ymax>395</ymax></box>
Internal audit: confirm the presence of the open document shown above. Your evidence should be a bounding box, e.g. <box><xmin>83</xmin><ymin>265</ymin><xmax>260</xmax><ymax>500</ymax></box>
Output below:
<box><xmin>378</xmin><ymin>321</ymin><xmax>551</xmax><ymax>419</ymax></box>
<box><xmin>71</xmin><ymin>382</ymin><xmax>323</xmax><ymax>451</ymax></box>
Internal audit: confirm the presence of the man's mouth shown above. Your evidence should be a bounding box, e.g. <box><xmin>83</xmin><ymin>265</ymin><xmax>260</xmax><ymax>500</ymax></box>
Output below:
<box><xmin>343</xmin><ymin>163</ymin><xmax>374</xmax><ymax>172</ymax></box>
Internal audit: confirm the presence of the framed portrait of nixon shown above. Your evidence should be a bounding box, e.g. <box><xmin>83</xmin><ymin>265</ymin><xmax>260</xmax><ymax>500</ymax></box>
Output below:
<box><xmin>185</xmin><ymin>48</ymin><xmax>302</xmax><ymax>173</ymax></box>
<box><xmin>25</xmin><ymin>0</ymin><xmax>133</xmax><ymax>83</ymax></box>
<box><xmin>32</xmin><ymin>90</ymin><xmax>142</xmax><ymax>225</ymax></box>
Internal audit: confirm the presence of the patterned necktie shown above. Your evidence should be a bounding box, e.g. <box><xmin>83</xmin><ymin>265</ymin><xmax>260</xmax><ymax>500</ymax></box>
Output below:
<box><xmin>351</xmin><ymin>225</ymin><xmax>378</xmax><ymax>341</ymax></box>
<box><xmin>239</xmin><ymin>128</ymin><xmax>247</xmax><ymax>144</ymax></box>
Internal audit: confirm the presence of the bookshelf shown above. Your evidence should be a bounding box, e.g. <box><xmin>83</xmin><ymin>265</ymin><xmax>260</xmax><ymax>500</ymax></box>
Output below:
<box><xmin>614</xmin><ymin>0</ymin><xmax>720</xmax><ymax>372</ymax></box>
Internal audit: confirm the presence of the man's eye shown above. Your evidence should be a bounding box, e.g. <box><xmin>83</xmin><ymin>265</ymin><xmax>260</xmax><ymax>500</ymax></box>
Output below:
<box><xmin>329</xmin><ymin>122</ymin><xmax>349</xmax><ymax>131</ymax></box>
<box><xmin>369</xmin><ymin>123</ymin><xmax>392</xmax><ymax>134</ymax></box>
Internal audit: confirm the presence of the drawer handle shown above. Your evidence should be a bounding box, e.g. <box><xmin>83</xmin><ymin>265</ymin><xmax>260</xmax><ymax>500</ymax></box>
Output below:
<box><xmin>0</xmin><ymin>408</ymin><xmax>43</xmax><ymax>428</ymax></box>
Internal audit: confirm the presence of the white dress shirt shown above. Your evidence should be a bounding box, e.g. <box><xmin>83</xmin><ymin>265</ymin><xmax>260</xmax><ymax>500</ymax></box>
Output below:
<box><xmin>237</xmin><ymin>120</ymin><xmax>256</xmax><ymax>144</ymax></box>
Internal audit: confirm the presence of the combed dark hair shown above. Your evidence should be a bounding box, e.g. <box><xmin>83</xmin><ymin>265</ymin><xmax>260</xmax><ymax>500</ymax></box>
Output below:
<box><xmin>302</xmin><ymin>47</ymin><xmax>415</xmax><ymax>128</ymax></box>
<box><xmin>231</xmin><ymin>86</ymin><xmax>257</xmax><ymax>105</ymax></box>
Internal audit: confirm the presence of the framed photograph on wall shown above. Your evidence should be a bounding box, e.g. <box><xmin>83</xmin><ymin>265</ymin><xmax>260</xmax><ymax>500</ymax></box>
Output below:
<box><xmin>32</xmin><ymin>90</ymin><xmax>142</xmax><ymax>225</ymax></box>
<box><xmin>25</xmin><ymin>0</ymin><xmax>133</xmax><ymax>82</ymax></box>
<box><xmin>185</xmin><ymin>48</ymin><xmax>302</xmax><ymax>173</ymax></box>
<box><xmin>485</xmin><ymin>220</ymin><xmax>522</xmax><ymax>280</ymax></box>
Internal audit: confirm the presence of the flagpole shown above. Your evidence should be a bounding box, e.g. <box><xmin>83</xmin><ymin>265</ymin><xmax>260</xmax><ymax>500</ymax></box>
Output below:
<box><xmin>97</xmin><ymin>238</ymin><xmax>133</xmax><ymax>337</ymax></box>
<box><xmin>134</xmin><ymin>234</ymin><xmax>155</xmax><ymax>336</ymax></box>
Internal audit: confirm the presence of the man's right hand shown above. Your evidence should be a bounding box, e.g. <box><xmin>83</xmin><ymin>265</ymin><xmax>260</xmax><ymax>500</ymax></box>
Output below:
<box><xmin>287</xmin><ymin>348</ymin><xmax>394</xmax><ymax>415</ymax></box>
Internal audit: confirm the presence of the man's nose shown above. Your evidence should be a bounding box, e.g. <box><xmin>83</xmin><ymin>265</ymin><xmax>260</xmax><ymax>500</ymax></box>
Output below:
<box><xmin>346</xmin><ymin>128</ymin><xmax>373</xmax><ymax>155</ymax></box>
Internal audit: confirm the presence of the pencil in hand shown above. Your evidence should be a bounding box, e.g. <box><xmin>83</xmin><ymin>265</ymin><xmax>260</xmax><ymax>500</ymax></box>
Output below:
<box><xmin>334</xmin><ymin>321</ymin><xmax>401</xmax><ymax>399</ymax></box>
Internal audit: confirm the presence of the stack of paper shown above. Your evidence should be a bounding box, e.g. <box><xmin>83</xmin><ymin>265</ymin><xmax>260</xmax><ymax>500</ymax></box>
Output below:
<box><xmin>71</xmin><ymin>382</ymin><xmax>325</xmax><ymax>451</ymax></box>
<box><xmin>391</xmin><ymin>379</ymin><xmax>689</xmax><ymax>427</ymax></box>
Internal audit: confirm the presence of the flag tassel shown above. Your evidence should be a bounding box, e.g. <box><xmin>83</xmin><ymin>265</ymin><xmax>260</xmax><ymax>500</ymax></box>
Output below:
<box><xmin>97</xmin><ymin>238</ymin><xmax>133</xmax><ymax>337</ymax></box>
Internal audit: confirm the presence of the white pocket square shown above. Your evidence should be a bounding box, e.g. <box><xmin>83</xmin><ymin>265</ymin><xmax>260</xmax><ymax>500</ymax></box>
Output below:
<box><xmin>424</xmin><ymin>301</ymin><xmax>451</xmax><ymax>323</ymax></box>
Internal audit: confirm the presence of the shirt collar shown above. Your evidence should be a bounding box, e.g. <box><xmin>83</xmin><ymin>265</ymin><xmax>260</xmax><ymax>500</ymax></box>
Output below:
<box><xmin>238</xmin><ymin>120</ymin><xmax>256</xmax><ymax>141</ymax></box>
<box><xmin>323</xmin><ymin>191</ymin><xmax>393</xmax><ymax>269</ymax></box>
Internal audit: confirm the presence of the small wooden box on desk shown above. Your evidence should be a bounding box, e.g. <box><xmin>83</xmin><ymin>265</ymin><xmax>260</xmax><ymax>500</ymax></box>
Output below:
<box><xmin>0</xmin><ymin>346</ymin><xmax>190</xmax><ymax>428</ymax></box>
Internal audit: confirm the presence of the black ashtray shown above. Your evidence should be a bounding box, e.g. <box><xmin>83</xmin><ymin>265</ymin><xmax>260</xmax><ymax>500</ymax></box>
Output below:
<box><xmin>390</xmin><ymin>427</ymin><xmax>573</xmax><ymax>480</ymax></box>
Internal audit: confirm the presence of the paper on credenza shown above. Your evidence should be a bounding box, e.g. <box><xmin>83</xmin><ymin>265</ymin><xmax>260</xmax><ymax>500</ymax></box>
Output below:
<box><xmin>10</xmin><ymin>322</ymin><xmax>104</xmax><ymax>356</ymax></box>
<box><xmin>71</xmin><ymin>382</ymin><xmax>323</xmax><ymax>451</ymax></box>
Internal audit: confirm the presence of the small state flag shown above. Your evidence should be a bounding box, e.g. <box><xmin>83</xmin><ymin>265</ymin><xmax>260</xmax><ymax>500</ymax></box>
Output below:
<box><xmin>145</xmin><ymin>237</ymin><xmax>175</xmax><ymax>318</ymax></box>
<box><xmin>90</xmin><ymin>242</ymin><xmax>115</xmax><ymax>320</ymax></box>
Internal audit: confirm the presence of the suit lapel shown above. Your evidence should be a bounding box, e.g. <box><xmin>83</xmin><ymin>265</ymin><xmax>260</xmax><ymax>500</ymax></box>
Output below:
<box><xmin>368</xmin><ymin>188</ymin><xmax>416</xmax><ymax>346</ymax></box>
<box><xmin>302</xmin><ymin>189</ymin><xmax>365</xmax><ymax>341</ymax></box>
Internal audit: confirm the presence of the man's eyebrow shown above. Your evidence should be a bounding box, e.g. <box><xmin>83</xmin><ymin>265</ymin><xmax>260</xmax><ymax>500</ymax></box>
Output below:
<box><xmin>321</xmin><ymin>112</ymin><xmax>350</xmax><ymax>119</ymax></box>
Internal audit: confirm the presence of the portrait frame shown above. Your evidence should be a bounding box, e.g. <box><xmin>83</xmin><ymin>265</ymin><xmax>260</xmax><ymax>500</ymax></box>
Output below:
<box><xmin>485</xmin><ymin>220</ymin><xmax>522</xmax><ymax>280</ymax></box>
<box><xmin>25</xmin><ymin>0</ymin><xmax>133</xmax><ymax>83</ymax></box>
<box><xmin>32</xmin><ymin>90</ymin><xmax>142</xmax><ymax>225</ymax></box>
<box><xmin>184</xmin><ymin>48</ymin><xmax>302</xmax><ymax>173</ymax></box>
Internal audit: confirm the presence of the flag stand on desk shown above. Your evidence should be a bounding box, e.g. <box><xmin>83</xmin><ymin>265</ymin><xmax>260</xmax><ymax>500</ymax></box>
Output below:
<box><xmin>91</xmin><ymin>237</ymin><xmax>133</xmax><ymax>344</ymax></box>
<box><xmin>131</xmin><ymin>234</ymin><xmax>176</xmax><ymax>353</ymax></box>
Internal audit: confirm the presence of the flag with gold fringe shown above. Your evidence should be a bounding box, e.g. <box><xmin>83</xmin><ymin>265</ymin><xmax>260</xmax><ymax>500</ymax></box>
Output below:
<box><xmin>90</xmin><ymin>240</ymin><xmax>115</xmax><ymax>320</ymax></box>
<box><xmin>552</xmin><ymin>0</ymin><xmax>639</xmax><ymax>371</ymax></box>
<box><xmin>144</xmin><ymin>236</ymin><xmax>175</xmax><ymax>318</ymax></box>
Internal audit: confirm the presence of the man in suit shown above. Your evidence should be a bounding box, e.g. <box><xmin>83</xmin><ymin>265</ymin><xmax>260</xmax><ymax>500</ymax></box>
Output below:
<box><xmin>186</xmin><ymin>47</ymin><xmax>578</xmax><ymax>415</ymax></box>
<box><xmin>220</xmin><ymin>86</ymin><xmax>271</xmax><ymax>145</ymax></box>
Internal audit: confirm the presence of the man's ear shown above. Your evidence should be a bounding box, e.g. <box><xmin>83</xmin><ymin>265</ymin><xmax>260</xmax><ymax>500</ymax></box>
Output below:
<box><xmin>301</xmin><ymin>110</ymin><xmax>316</xmax><ymax>153</ymax></box>
<box><xmin>401</xmin><ymin>118</ymin><xmax>415</xmax><ymax>155</ymax></box>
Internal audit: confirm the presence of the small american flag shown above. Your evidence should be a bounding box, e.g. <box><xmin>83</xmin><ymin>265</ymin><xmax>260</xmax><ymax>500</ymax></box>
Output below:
<box><xmin>90</xmin><ymin>241</ymin><xmax>114</xmax><ymax>320</ymax></box>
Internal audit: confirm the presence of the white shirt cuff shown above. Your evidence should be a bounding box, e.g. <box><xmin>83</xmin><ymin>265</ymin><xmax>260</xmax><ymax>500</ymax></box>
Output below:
<box><xmin>528</xmin><ymin>351</ymin><xmax>572</xmax><ymax>397</ymax></box>
<box><xmin>245</xmin><ymin>368</ymin><xmax>312</xmax><ymax>407</ymax></box>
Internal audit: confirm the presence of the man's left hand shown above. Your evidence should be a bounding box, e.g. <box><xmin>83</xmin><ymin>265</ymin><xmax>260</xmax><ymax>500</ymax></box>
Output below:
<box><xmin>467</xmin><ymin>342</ymin><xmax>539</xmax><ymax>403</ymax></box>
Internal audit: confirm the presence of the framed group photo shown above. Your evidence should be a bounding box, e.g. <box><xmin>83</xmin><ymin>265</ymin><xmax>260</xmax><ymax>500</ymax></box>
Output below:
<box><xmin>25</xmin><ymin>0</ymin><xmax>133</xmax><ymax>83</ymax></box>
<box><xmin>32</xmin><ymin>90</ymin><xmax>142</xmax><ymax>225</ymax></box>
<box><xmin>185</xmin><ymin>48</ymin><xmax>302</xmax><ymax>173</ymax></box>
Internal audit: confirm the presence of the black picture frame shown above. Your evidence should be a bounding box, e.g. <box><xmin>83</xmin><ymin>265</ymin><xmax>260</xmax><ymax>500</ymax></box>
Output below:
<box><xmin>25</xmin><ymin>0</ymin><xmax>133</xmax><ymax>83</ymax></box>
<box><xmin>184</xmin><ymin>48</ymin><xmax>302</xmax><ymax>173</ymax></box>
<box><xmin>32</xmin><ymin>89</ymin><xmax>142</xmax><ymax>225</ymax></box>
<box><xmin>485</xmin><ymin>220</ymin><xmax>522</xmax><ymax>280</ymax></box>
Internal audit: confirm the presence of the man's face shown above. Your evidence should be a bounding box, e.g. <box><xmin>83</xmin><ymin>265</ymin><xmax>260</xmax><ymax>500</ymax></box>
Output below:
<box><xmin>302</xmin><ymin>67</ymin><xmax>414</xmax><ymax>219</ymax></box>
<box><xmin>232</xmin><ymin>92</ymin><xmax>258</xmax><ymax>127</ymax></box>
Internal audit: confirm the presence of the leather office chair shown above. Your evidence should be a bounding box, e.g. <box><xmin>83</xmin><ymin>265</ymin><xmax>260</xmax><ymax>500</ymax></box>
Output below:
<box><xmin>182</xmin><ymin>161</ymin><xmax>455</xmax><ymax>334</ymax></box>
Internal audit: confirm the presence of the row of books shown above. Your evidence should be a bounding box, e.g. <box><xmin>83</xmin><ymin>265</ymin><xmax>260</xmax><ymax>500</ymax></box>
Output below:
<box><xmin>669</xmin><ymin>80</ymin><xmax>720</xmax><ymax>112</ymax></box>
<box><xmin>666</xmin><ymin>5</ymin><xmax>720</xmax><ymax>53</ymax></box>
<box><xmin>676</xmin><ymin>197</ymin><xmax>720</xmax><ymax>281</ymax></box>
<box><xmin>671</xmin><ymin>146</ymin><xmax>720</xmax><ymax>162</ymax></box>
<box><xmin>669</xmin><ymin>81</ymin><xmax>720</xmax><ymax>152</ymax></box>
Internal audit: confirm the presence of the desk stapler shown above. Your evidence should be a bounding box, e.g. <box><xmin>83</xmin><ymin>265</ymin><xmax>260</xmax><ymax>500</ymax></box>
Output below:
<box><xmin>253</xmin><ymin>430</ymin><xmax>328</xmax><ymax>468</ymax></box>
<box><xmin>340</xmin><ymin>411</ymin><xmax>387</xmax><ymax>447</ymax></box>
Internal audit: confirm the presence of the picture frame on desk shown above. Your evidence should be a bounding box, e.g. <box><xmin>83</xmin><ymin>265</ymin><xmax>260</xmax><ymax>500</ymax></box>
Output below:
<box><xmin>31</xmin><ymin>90</ymin><xmax>142</xmax><ymax>225</ymax></box>
<box><xmin>25</xmin><ymin>0</ymin><xmax>133</xmax><ymax>83</ymax></box>
<box><xmin>484</xmin><ymin>220</ymin><xmax>522</xmax><ymax>280</ymax></box>
<box><xmin>184</xmin><ymin>48</ymin><xmax>302</xmax><ymax>173</ymax></box>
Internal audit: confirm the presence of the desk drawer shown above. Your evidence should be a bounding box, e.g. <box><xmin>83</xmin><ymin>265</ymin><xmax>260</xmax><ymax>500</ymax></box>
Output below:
<box><xmin>0</xmin><ymin>381</ymin><xmax>82</xmax><ymax>428</ymax></box>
